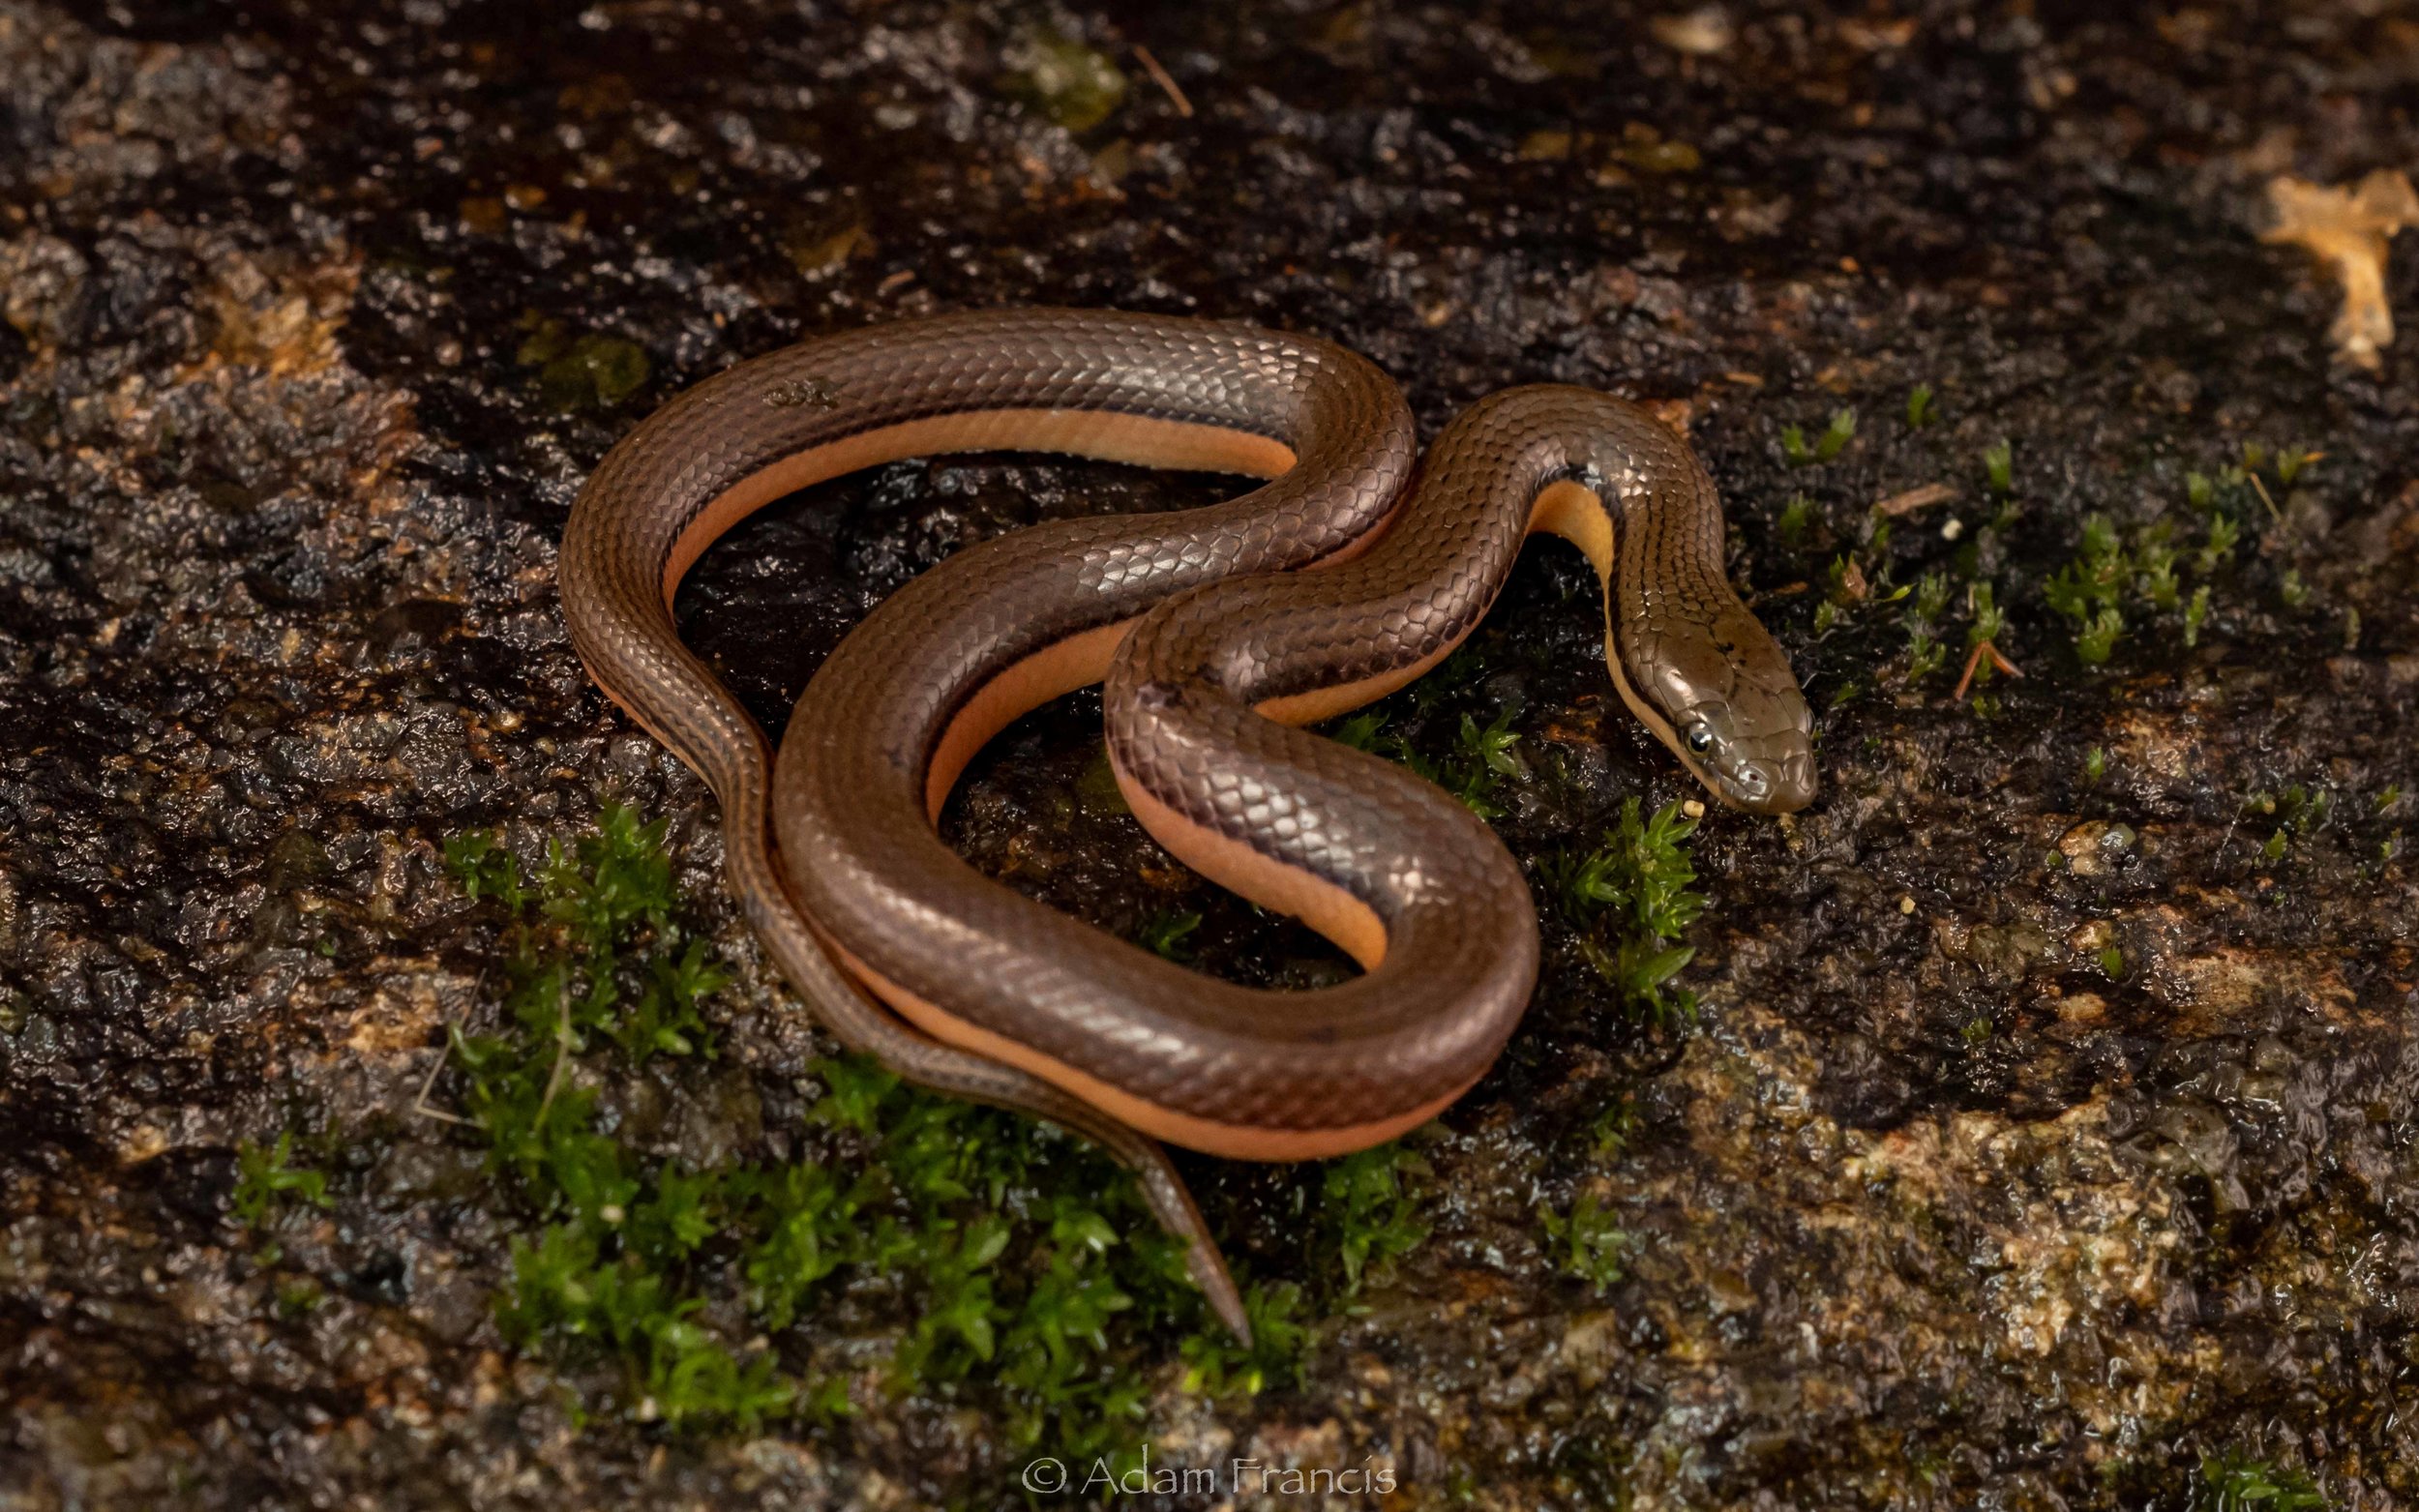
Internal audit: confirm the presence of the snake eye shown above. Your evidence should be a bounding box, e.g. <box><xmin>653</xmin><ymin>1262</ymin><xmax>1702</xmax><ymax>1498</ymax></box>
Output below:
<box><xmin>1685</xmin><ymin>723</ymin><xmax>1716</xmax><ymax>756</ymax></box>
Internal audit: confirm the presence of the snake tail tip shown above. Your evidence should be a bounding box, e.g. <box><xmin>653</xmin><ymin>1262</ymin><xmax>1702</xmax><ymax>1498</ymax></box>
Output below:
<box><xmin>1191</xmin><ymin>1250</ymin><xmax>1253</xmax><ymax>1345</ymax></box>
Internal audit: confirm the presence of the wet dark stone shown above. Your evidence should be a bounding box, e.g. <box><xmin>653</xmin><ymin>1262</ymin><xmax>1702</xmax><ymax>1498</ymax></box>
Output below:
<box><xmin>363</xmin><ymin>597</ymin><xmax>464</xmax><ymax>666</ymax></box>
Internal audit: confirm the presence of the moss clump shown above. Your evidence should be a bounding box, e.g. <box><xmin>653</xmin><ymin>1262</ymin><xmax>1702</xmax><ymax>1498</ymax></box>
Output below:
<box><xmin>1330</xmin><ymin>702</ymin><xmax>1523</xmax><ymax>819</ymax></box>
<box><xmin>1905</xmin><ymin>383</ymin><xmax>1939</xmax><ymax>429</ymax></box>
<box><xmin>1134</xmin><ymin>907</ymin><xmax>1201</xmax><ymax>963</ymax></box>
<box><xmin>2192</xmin><ymin>1449</ymin><xmax>2327</xmax><ymax>1511</ymax></box>
<box><xmin>435</xmin><ymin>804</ymin><xmax>1307</xmax><ymax>1460</ymax></box>
<box><xmin>1902</xmin><ymin>571</ymin><xmax>1953</xmax><ymax>680</ymax></box>
<box><xmin>1539</xmin><ymin>798</ymin><xmax>1707</xmax><ymax>1025</ymax></box>
<box><xmin>1538</xmin><ymin>1191</ymin><xmax>1628</xmax><ymax>1289</ymax></box>
<box><xmin>515</xmin><ymin>314</ymin><xmax>650</xmax><ymax>410</ymax></box>
<box><xmin>1001</xmin><ymin>27</ymin><xmax>1128</xmax><ymax>133</ymax></box>
<box><xmin>1312</xmin><ymin>1142</ymin><xmax>1430</xmax><ymax>1294</ymax></box>
<box><xmin>228</xmin><ymin>1132</ymin><xmax>332</xmax><ymax>1264</ymax></box>
<box><xmin>1780</xmin><ymin>406</ymin><xmax>1856</xmax><ymax>467</ymax></box>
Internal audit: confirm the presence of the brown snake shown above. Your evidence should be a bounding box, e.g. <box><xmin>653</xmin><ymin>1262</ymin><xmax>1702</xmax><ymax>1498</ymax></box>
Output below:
<box><xmin>559</xmin><ymin>309</ymin><xmax>1814</xmax><ymax>1337</ymax></box>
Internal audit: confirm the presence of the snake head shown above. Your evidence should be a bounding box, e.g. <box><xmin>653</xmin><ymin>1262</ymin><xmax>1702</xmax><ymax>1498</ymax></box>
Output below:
<box><xmin>1675</xmin><ymin>704</ymin><xmax>1816</xmax><ymax>815</ymax></box>
<box><xmin>1637</xmin><ymin>606</ymin><xmax>1817</xmax><ymax>815</ymax></box>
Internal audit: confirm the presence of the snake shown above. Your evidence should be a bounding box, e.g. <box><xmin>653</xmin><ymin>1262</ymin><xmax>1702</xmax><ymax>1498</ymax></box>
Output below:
<box><xmin>558</xmin><ymin>308</ymin><xmax>1815</xmax><ymax>1338</ymax></box>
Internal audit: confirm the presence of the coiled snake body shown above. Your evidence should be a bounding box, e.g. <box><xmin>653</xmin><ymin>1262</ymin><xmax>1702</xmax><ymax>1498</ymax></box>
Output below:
<box><xmin>560</xmin><ymin>309</ymin><xmax>1814</xmax><ymax>1335</ymax></box>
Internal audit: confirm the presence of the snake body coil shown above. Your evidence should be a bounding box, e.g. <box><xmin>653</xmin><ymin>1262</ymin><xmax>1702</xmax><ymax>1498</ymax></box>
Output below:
<box><xmin>560</xmin><ymin>309</ymin><xmax>1814</xmax><ymax>1336</ymax></box>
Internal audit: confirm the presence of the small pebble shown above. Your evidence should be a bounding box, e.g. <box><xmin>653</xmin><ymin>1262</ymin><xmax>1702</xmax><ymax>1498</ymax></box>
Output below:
<box><xmin>1683</xmin><ymin>798</ymin><xmax>1706</xmax><ymax>818</ymax></box>
<box><xmin>2057</xmin><ymin>819</ymin><xmax>2137</xmax><ymax>876</ymax></box>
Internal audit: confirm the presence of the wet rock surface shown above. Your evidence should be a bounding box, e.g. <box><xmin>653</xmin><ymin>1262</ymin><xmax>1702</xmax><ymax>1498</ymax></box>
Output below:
<box><xmin>3</xmin><ymin>0</ymin><xmax>2417</xmax><ymax>1506</ymax></box>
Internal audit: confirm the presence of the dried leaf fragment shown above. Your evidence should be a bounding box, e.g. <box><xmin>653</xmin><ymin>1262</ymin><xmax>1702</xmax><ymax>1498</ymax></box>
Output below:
<box><xmin>1651</xmin><ymin>8</ymin><xmax>1733</xmax><ymax>55</ymax></box>
<box><xmin>2261</xmin><ymin>169</ymin><xmax>2419</xmax><ymax>371</ymax></box>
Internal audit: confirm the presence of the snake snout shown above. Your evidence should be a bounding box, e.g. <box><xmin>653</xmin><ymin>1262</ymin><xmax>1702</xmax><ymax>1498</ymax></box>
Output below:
<box><xmin>1725</xmin><ymin>750</ymin><xmax>1816</xmax><ymax>815</ymax></box>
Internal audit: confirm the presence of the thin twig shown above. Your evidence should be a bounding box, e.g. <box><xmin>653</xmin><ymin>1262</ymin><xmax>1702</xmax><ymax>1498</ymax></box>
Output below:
<box><xmin>410</xmin><ymin>1035</ymin><xmax>472</xmax><ymax>1125</ymax></box>
<box><xmin>1953</xmin><ymin>643</ymin><xmax>1986</xmax><ymax>700</ymax></box>
<box><xmin>1953</xmin><ymin>639</ymin><xmax>2025</xmax><ymax>700</ymax></box>
<box><xmin>1133</xmin><ymin>44</ymin><xmax>1193</xmax><ymax>117</ymax></box>
<box><xmin>535</xmin><ymin>974</ymin><xmax>574</xmax><ymax>1124</ymax></box>
<box><xmin>410</xmin><ymin>976</ymin><xmax>480</xmax><ymax>1126</ymax></box>
<box><xmin>2248</xmin><ymin>471</ymin><xmax>2282</xmax><ymax>522</ymax></box>
<box><xmin>1874</xmin><ymin>481</ymin><xmax>1957</xmax><ymax>518</ymax></box>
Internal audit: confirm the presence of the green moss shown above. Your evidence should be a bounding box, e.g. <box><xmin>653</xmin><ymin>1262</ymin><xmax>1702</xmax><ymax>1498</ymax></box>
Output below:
<box><xmin>1777</xmin><ymin>493</ymin><xmax>1817</xmax><ymax>547</ymax></box>
<box><xmin>435</xmin><ymin>805</ymin><xmax>1303</xmax><ymax>1452</ymax></box>
<box><xmin>2072</xmin><ymin>605</ymin><xmax>2123</xmax><ymax>665</ymax></box>
<box><xmin>1314</xmin><ymin>1142</ymin><xmax>1431</xmax><ymax>1294</ymax></box>
<box><xmin>516</xmin><ymin>314</ymin><xmax>650</xmax><ymax>410</ymax></box>
<box><xmin>229</xmin><ymin>1132</ymin><xmax>332</xmax><ymax>1230</ymax></box>
<box><xmin>1135</xmin><ymin>908</ymin><xmax>1202</xmax><ymax>963</ymax></box>
<box><xmin>2044</xmin><ymin>515</ymin><xmax>2127</xmax><ymax>663</ymax></box>
<box><xmin>1911</xmin><ymin>571</ymin><xmax>1952</xmax><ymax>622</ymax></box>
<box><xmin>2192</xmin><ymin>1450</ymin><xmax>2327</xmax><ymax>1511</ymax></box>
<box><xmin>1074</xmin><ymin>749</ymin><xmax>1132</xmax><ymax>815</ymax></box>
<box><xmin>1448</xmin><ymin>709</ymin><xmax>1524</xmax><ymax>817</ymax></box>
<box><xmin>2195</xmin><ymin>511</ymin><xmax>2240</xmax><ymax>574</ymax></box>
<box><xmin>2136</xmin><ymin>524</ymin><xmax>2182</xmax><ymax>608</ymax></box>
<box><xmin>1330</xmin><ymin>705</ymin><xmax>1523</xmax><ymax>818</ymax></box>
<box><xmin>1586</xmin><ymin>1096</ymin><xmax>1639</xmax><ymax>1162</ymax></box>
<box><xmin>2255</xmin><ymin>784</ymin><xmax>2332</xmax><ymax>866</ymax></box>
<box><xmin>1902</xmin><ymin>627</ymin><xmax>1945</xmax><ymax>680</ymax></box>
<box><xmin>275</xmin><ymin>1278</ymin><xmax>324</xmax><ymax>1318</ymax></box>
<box><xmin>2248</xmin><ymin>784</ymin><xmax>2332</xmax><ymax>866</ymax></box>
<box><xmin>1964</xmin><ymin>581</ymin><xmax>2006</xmax><ymax>649</ymax></box>
<box><xmin>1616</xmin><ymin>123</ymin><xmax>1700</xmax><ymax>173</ymax></box>
<box><xmin>1537</xmin><ymin>1191</ymin><xmax>1627</xmax><ymax>1289</ymax></box>
<box><xmin>1982</xmin><ymin>438</ymin><xmax>2014</xmax><ymax>495</ymax></box>
<box><xmin>1780</xmin><ymin>406</ymin><xmax>1856</xmax><ymax>466</ymax></box>
<box><xmin>1540</xmin><ymin>798</ymin><xmax>1705</xmax><ymax>1025</ymax></box>
<box><xmin>1179</xmin><ymin>1282</ymin><xmax>1307</xmax><ymax>1397</ymax></box>
<box><xmin>1896</xmin><ymin>571</ymin><xmax>1952</xmax><ymax>681</ymax></box>
<box><xmin>2044</xmin><ymin>499</ymin><xmax>2241</xmax><ymax>667</ymax></box>
<box><xmin>1002</xmin><ymin>26</ymin><xmax>1129</xmax><ymax>132</ymax></box>
<box><xmin>1329</xmin><ymin>709</ymin><xmax>1388</xmax><ymax>755</ymax></box>
<box><xmin>1904</xmin><ymin>383</ymin><xmax>1939</xmax><ymax>429</ymax></box>
<box><xmin>2276</xmin><ymin>786</ymin><xmax>2331</xmax><ymax>837</ymax></box>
